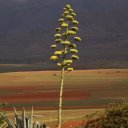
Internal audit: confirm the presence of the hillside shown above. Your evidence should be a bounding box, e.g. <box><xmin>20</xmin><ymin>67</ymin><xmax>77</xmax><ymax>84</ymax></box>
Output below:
<box><xmin>0</xmin><ymin>0</ymin><xmax>128</xmax><ymax>70</ymax></box>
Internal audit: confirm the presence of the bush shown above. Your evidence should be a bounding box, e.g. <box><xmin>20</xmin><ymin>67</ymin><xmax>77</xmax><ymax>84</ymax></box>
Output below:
<box><xmin>83</xmin><ymin>102</ymin><xmax>128</xmax><ymax>128</ymax></box>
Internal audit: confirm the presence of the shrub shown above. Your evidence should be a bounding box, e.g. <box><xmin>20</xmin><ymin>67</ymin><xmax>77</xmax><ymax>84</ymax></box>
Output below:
<box><xmin>83</xmin><ymin>102</ymin><xmax>128</xmax><ymax>128</ymax></box>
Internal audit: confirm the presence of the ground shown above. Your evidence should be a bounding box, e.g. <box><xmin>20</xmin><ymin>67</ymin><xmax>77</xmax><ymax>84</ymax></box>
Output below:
<box><xmin>0</xmin><ymin>69</ymin><xmax>128</xmax><ymax>127</ymax></box>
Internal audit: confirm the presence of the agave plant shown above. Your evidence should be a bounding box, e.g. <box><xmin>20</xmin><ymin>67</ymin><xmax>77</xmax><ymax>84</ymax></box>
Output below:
<box><xmin>0</xmin><ymin>107</ymin><xmax>48</xmax><ymax>128</ymax></box>
<box><xmin>50</xmin><ymin>4</ymin><xmax>81</xmax><ymax>128</ymax></box>
<box><xmin>0</xmin><ymin>103</ymin><xmax>6</xmax><ymax>127</ymax></box>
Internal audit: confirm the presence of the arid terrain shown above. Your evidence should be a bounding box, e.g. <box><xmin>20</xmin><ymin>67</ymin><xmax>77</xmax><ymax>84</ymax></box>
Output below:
<box><xmin>0</xmin><ymin>69</ymin><xmax>128</xmax><ymax>109</ymax></box>
<box><xmin>0</xmin><ymin>69</ymin><xmax>128</xmax><ymax>127</ymax></box>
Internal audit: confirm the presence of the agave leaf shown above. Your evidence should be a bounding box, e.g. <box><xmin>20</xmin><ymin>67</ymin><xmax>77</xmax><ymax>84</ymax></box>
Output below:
<box><xmin>26</xmin><ymin>117</ymin><xmax>29</xmax><ymax>128</ymax></box>
<box><xmin>22</xmin><ymin>107</ymin><xmax>26</xmax><ymax>128</ymax></box>
<box><xmin>0</xmin><ymin>112</ymin><xmax>14</xmax><ymax>128</ymax></box>
<box><xmin>30</xmin><ymin>106</ymin><xmax>33</xmax><ymax>128</ymax></box>
<box><xmin>1</xmin><ymin>122</ymin><xmax>8</xmax><ymax>128</ymax></box>
<box><xmin>13</xmin><ymin>107</ymin><xmax>23</xmax><ymax>128</ymax></box>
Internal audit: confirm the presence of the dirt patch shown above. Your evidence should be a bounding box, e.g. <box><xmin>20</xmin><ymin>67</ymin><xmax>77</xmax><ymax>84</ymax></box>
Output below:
<box><xmin>62</xmin><ymin>120</ymin><xmax>86</xmax><ymax>128</ymax></box>
<box><xmin>0</xmin><ymin>89</ymin><xmax>90</xmax><ymax>104</ymax></box>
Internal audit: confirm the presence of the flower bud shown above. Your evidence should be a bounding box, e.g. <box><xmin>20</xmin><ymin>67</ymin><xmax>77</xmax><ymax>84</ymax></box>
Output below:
<box><xmin>70</xmin><ymin>49</ymin><xmax>78</xmax><ymax>53</ymax></box>
<box><xmin>63</xmin><ymin>8</ymin><xmax>66</xmax><ymax>11</ymax></box>
<box><xmin>64</xmin><ymin>60</ymin><xmax>73</xmax><ymax>65</ymax></box>
<box><xmin>57</xmin><ymin>63</ymin><xmax>62</xmax><ymax>66</ymax></box>
<box><xmin>55</xmin><ymin>39</ymin><xmax>62</xmax><ymax>43</ymax></box>
<box><xmin>72</xmin><ymin>20</ymin><xmax>79</xmax><ymax>25</ymax></box>
<box><xmin>50</xmin><ymin>44</ymin><xmax>57</xmax><ymax>48</ymax></box>
<box><xmin>69</xmin><ymin>44</ymin><xmax>77</xmax><ymax>48</ymax></box>
<box><xmin>69</xmin><ymin>9</ymin><xmax>73</xmax><ymax>12</ymax></box>
<box><xmin>71</xmin><ymin>27</ymin><xmax>78</xmax><ymax>31</ymax></box>
<box><xmin>58</xmin><ymin>18</ymin><xmax>64</xmax><ymax>22</ymax></box>
<box><xmin>71</xmin><ymin>55</ymin><xmax>79</xmax><ymax>60</ymax></box>
<box><xmin>65</xmin><ymin>15</ymin><xmax>74</xmax><ymax>21</ymax></box>
<box><xmin>64</xmin><ymin>10</ymin><xmax>69</xmax><ymax>15</ymax></box>
<box><xmin>66</xmin><ymin>4</ymin><xmax>71</xmax><ymax>9</ymax></box>
<box><xmin>56</xmin><ymin>27</ymin><xmax>61</xmax><ymax>32</ymax></box>
<box><xmin>67</xmin><ymin>30</ymin><xmax>76</xmax><ymax>35</ymax></box>
<box><xmin>67</xmin><ymin>68</ymin><xmax>73</xmax><ymax>72</ymax></box>
<box><xmin>54</xmin><ymin>34</ymin><xmax>61</xmax><ymax>38</ymax></box>
<box><xmin>71</xmin><ymin>12</ymin><xmax>76</xmax><ymax>17</ymax></box>
<box><xmin>54</xmin><ymin>51</ymin><xmax>62</xmax><ymax>55</ymax></box>
<box><xmin>62</xmin><ymin>41</ymin><xmax>70</xmax><ymax>45</ymax></box>
<box><xmin>50</xmin><ymin>55</ymin><xmax>58</xmax><ymax>61</ymax></box>
<box><xmin>61</xmin><ymin>23</ymin><xmax>68</xmax><ymax>27</ymax></box>
<box><xmin>74</xmin><ymin>37</ymin><xmax>81</xmax><ymax>41</ymax></box>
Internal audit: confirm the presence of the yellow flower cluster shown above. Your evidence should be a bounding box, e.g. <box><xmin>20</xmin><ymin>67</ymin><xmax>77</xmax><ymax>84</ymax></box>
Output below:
<box><xmin>62</xmin><ymin>41</ymin><xmax>70</xmax><ymax>45</ymax></box>
<box><xmin>64</xmin><ymin>60</ymin><xmax>73</xmax><ymax>65</ymax></box>
<box><xmin>70</xmin><ymin>49</ymin><xmax>78</xmax><ymax>53</ymax></box>
<box><xmin>50</xmin><ymin>44</ymin><xmax>57</xmax><ymax>48</ymax></box>
<box><xmin>54</xmin><ymin>51</ymin><xmax>62</xmax><ymax>55</ymax></box>
<box><xmin>72</xmin><ymin>20</ymin><xmax>79</xmax><ymax>25</ymax></box>
<box><xmin>74</xmin><ymin>37</ymin><xmax>81</xmax><ymax>41</ymax></box>
<box><xmin>61</xmin><ymin>23</ymin><xmax>68</xmax><ymax>27</ymax></box>
<box><xmin>67</xmin><ymin>68</ymin><xmax>73</xmax><ymax>72</ymax></box>
<box><xmin>67</xmin><ymin>30</ymin><xmax>76</xmax><ymax>35</ymax></box>
<box><xmin>50</xmin><ymin>56</ymin><xmax>58</xmax><ymax>61</ymax></box>
<box><xmin>50</xmin><ymin>4</ymin><xmax>81</xmax><ymax>71</ymax></box>
<box><xmin>71</xmin><ymin>55</ymin><xmax>79</xmax><ymax>60</ymax></box>
<box><xmin>71</xmin><ymin>27</ymin><xmax>78</xmax><ymax>31</ymax></box>
<box><xmin>54</xmin><ymin>34</ymin><xmax>61</xmax><ymax>38</ymax></box>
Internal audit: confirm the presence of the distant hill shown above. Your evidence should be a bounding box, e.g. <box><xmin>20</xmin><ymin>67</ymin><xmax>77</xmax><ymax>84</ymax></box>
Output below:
<box><xmin>0</xmin><ymin>0</ymin><xmax>128</xmax><ymax>70</ymax></box>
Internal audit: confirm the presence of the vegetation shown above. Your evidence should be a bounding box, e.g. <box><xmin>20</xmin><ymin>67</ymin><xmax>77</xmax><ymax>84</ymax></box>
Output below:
<box><xmin>0</xmin><ymin>107</ymin><xmax>48</xmax><ymax>128</ymax></box>
<box><xmin>50</xmin><ymin>4</ymin><xmax>81</xmax><ymax>128</ymax></box>
<box><xmin>82</xmin><ymin>101</ymin><xmax>128</xmax><ymax>128</ymax></box>
<box><xmin>0</xmin><ymin>103</ymin><xmax>6</xmax><ymax>127</ymax></box>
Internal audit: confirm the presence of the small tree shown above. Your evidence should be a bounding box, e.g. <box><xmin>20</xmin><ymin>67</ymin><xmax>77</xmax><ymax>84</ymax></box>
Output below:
<box><xmin>50</xmin><ymin>4</ymin><xmax>81</xmax><ymax>128</ymax></box>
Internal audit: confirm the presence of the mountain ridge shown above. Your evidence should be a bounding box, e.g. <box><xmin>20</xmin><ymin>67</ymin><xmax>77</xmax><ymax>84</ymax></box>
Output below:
<box><xmin>0</xmin><ymin>0</ymin><xmax>128</xmax><ymax>69</ymax></box>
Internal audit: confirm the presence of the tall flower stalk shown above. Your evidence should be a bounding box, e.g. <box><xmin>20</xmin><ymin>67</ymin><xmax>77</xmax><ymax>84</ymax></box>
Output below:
<box><xmin>50</xmin><ymin>4</ymin><xmax>81</xmax><ymax>128</ymax></box>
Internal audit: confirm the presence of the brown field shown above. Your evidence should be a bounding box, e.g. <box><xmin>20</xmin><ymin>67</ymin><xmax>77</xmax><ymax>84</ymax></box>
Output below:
<box><xmin>0</xmin><ymin>69</ymin><xmax>128</xmax><ymax>109</ymax></box>
<box><xmin>0</xmin><ymin>69</ymin><xmax>128</xmax><ymax>127</ymax></box>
